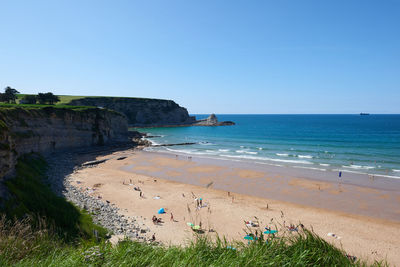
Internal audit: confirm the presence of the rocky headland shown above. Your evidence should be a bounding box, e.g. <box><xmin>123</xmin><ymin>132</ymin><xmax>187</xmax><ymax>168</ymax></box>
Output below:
<box><xmin>68</xmin><ymin>97</ymin><xmax>196</xmax><ymax>127</ymax></box>
<box><xmin>68</xmin><ymin>97</ymin><xmax>234</xmax><ymax>127</ymax></box>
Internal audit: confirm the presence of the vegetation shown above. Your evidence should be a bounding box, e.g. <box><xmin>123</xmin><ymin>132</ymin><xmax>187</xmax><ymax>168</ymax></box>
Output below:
<box><xmin>1</xmin><ymin>154</ymin><xmax>107</xmax><ymax>241</ymax></box>
<box><xmin>19</xmin><ymin>92</ymin><xmax>60</xmax><ymax>105</ymax></box>
<box><xmin>36</xmin><ymin>92</ymin><xmax>60</xmax><ymax>105</ymax></box>
<box><xmin>17</xmin><ymin>94</ymin><xmax>98</xmax><ymax>105</ymax></box>
<box><xmin>0</xmin><ymin>87</ymin><xmax>20</xmax><ymax>104</ymax></box>
<box><xmin>20</xmin><ymin>94</ymin><xmax>37</xmax><ymax>104</ymax></box>
<box><xmin>0</xmin><ymin>221</ymin><xmax>385</xmax><ymax>266</ymax></box>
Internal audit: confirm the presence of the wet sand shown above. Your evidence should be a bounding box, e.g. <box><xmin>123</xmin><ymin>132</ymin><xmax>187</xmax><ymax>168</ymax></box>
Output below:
<box><xmin>70</xmin><ymin>149</ymin><xmax>400</xmax><ymax>266</ymax></box>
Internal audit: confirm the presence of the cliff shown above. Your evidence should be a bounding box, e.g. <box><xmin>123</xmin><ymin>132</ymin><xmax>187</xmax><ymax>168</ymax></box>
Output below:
<box><xmin>0</xmin><ymin>106</ymin><xmax>128</xmax><ymax>179</ymax></box>
<box><xmin>68</xmin><ymin>97</ymin><xmax>196</xmax><ymax>126</ymax></box>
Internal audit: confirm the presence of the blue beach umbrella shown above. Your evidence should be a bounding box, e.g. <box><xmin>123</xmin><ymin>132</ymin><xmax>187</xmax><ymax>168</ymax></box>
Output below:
<box><xmin>157</xmin><ymin>208</ymin><xmax>165</xmax><ymax>214</ymax></box>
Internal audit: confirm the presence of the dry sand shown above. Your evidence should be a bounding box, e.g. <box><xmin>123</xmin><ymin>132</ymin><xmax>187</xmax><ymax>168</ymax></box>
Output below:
<box><xmin>70</xmin><ymin>149</ymin><xmax>400</xmax><ymax>266</ymax></box>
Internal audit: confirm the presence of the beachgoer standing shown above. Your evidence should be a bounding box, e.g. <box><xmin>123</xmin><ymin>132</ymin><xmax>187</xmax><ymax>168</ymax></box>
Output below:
<box><xmin>140</xmin><ymin>191</ymin><xmax>143</xmax><ymax>198</ymax></box>
<box><xmin>152</xmin><ymin>233</ymin><xmax>156</xmax><ymax>241</ymax></box>
<box><xmin>339</xmin><ymin>171</ymin><xmax>342</xmax><ymax>178</ymax></box>
<box><xmin>170</xmin><ymin>213</ymin><xmax>174</xmax><ymax>221</ymax></box>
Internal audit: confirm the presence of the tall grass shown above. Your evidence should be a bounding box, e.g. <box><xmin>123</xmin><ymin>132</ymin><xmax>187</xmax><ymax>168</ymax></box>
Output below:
<box><xmin>0</xmin><ymin>219</ymin><xmax>387</xmax><ymax>266</ymax></box>
<box><xmin>2</xmin><ymin>153</ymin><xmax>107</xmax><ymax>241</ymax></box>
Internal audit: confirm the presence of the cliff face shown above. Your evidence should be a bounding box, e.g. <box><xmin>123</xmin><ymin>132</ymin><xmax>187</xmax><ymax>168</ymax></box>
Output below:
<box><xmin>0</xmin><ymin>107</ymin><xmax>128</xmax><ymax>179</ymax></box>
<box><xmin>68</xmin><ymin>97</ymin><xmax>196</xmax><ymax>126</ymax></box>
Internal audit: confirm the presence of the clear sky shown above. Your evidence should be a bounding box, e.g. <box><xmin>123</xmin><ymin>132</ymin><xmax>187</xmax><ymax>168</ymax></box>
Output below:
<box><xmin>0</xmin><ymin>0</ymin><xmax>399</xmax><ymax>114</ymax></box>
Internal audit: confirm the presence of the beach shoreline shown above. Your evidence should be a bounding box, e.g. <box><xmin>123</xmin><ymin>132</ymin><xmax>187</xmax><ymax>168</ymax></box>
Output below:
<box><xmin>65</xmin><ymin>147</ymin><xmax>400</xmax><ymax>265</ymax></box>
<box><xmin>122</xmin><ymin>150</ymin><xmax>400</xmax><ymax>222</ymax></box>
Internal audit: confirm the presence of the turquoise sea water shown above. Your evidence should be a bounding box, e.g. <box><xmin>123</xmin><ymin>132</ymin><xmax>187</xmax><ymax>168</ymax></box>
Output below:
<box><xmin>137</xmin><ymin>115</ymin><xmax>400</xmax><ymax>179</ymax></box>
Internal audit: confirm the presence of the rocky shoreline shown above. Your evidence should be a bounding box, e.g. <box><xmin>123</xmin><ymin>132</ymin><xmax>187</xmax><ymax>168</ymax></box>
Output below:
<box><xmin>44</xmin><ymin>147</ymin><xmax>151</xmax><ymax>242</ymax></box>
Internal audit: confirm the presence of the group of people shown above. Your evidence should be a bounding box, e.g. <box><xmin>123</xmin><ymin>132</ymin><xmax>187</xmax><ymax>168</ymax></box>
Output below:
<box><xmin>152</xmin><ymin>215</ymin><xmax>163</xmax><ymax>224</ymax></box>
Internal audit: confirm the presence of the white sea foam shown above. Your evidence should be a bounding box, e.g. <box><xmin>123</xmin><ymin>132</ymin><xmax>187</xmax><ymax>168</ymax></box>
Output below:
<box><xmin>258</xmin><ymin>147</ymin><xmax>263</xmax><ymax>150</ymax></box>
<box><xmin>256</xmin><ymin>162</ymin><xmax>284</xmax><ymax>167</ymax></box>
<box><xmin>165</xmin><ymin>148</ymin><xmax>193</xmax><ymax>154</ymax></box>
<box><xmin>236</xmin><ymin>150</ymin><xmax>246</xmax><ymax>153</ymax></box>
<box><xmin>343</xmin><ymin>165</ymin><xmax>375</xmax><ymax>170</ymax></box>
<box><xmin>244</xmin><ymin>151</ymin><xmax>258</xmax><ymax>155</ymax></box>
<box><xmin>146</xmin><ymin>138</ymin><xmax>161</xmax><ymax>146</ymax></box>
<box><xmin>276</xmin><ymin>153</ymin><xmax>289</xmax><ymax>157</ymax></box>
<box><xmin>393</xmin><ymin>169</ymin><xmax>400</xmax><ymax>172</ymax></box>
<box><xmin>293</xmin><ymin>166</ymin><xmax>327</xmax><ymax>171</ymax></box>
<box><xmin>199</xmin><ymin>142</ymin><xmax>213</xmax><ymax>146</ymax></box>
<box><xmin>221</xmin><ymin>154</ymin><xmax>312</xmax><ymax>165</ymax></box>
<box><xmin>298</xmin><ymin>155</ymin><xmax>313</xmax><ymax>159</ymax></box>
<box><xmin>218</xmin><ymin>149</ymin><xmax>230</xmax><ymax>152</ymax></box>
<box><xmin>319</xmin><ymin>163</ymin><xmax>330</xmax><ymax>166</ymax></box>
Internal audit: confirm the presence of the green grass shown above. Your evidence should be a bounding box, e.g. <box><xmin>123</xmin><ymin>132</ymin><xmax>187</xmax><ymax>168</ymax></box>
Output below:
<box><xmin>0</xmin><ymin>103</ymin><xmax>93</xmax><ymax>109</ymax></box>
<box><xmin>0</xmin><ymin>154</ymin><xmax>388</xmax><ymax>266</ymax></box>
<box><xmin>16</xmin><ymin>94</ymin><xmax>91</xmax><ymax>105</ymax></box>
<box><xmin>2</xmin><ymin>153</ymin><xmax>108</xmax><ymax>242</ymax></box>
<box><xmin>0</xmin><ymin>223</ymin><xmax>386</xmax><ymax>266</ymax></box>
<box><xmin>15</xmin><ymin>94</ymin><xmax>161</xmax><ymax>105</ymax></box>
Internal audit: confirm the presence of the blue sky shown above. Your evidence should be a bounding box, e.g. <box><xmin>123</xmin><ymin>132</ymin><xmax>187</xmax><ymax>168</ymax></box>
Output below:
<box><xmin>0</xmin><ymin>0</ymin><xmax>399</xmax><ymax>114</ymax></box>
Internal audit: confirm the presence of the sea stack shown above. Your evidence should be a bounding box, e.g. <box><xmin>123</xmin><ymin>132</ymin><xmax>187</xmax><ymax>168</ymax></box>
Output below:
<box><xmin>194</xmin><ymin>114</ymin><xmax>235</xmax><ymax>126</ymax></box>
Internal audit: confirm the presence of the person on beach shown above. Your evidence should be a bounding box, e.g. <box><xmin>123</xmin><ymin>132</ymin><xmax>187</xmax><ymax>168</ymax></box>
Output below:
<box><xmin>170</xmin><ymin>213</ymin><xmax>174</xmax><ymax>221</ymax></box>
<box><xmin>339</xmin><ymin>171</ymin><xmax>342</xmax><ymax>178</ymax></box>
<box><xmin>151</xmin><ymin>233</ymin><xmax>156</xmax><ymax>241</ymax></box>
<box><xmin>140</xmin><ymin>191</ymin><xmax>143</xmax><ymax>198</ymax></box>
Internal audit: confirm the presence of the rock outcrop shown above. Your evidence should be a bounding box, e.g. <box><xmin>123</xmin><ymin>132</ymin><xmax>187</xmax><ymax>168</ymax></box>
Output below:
<box><xmin>0</xmin><ymin>106</ymin><xmax>128</xmax><ymax>179</ymax></box>
<box><xmin>194</xmin><ymin>114</ymin><xmax>235</xmax><ymax>126</ymax></box>
<box><xmin>68</xmin><ymin>97</ymin><xmax>196</xmax><ymax>126</ymax></box>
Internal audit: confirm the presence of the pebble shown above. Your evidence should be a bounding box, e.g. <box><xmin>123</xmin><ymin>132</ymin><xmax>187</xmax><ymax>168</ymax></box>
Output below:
<box><xmin>45</xmin><ymin>149</ymin><xmax>149</xmax><ymax>241</ymax></box>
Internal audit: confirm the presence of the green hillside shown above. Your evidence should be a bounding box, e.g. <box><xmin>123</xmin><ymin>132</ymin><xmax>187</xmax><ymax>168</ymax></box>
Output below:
<box><xmin>16</xmin><ymin>94</ymin><xmax>94</xmax><ymax>105</ymax></box>
<box><xmin>15</xmin><ymin>94</ymin><xmax>162</xmax><ymax>105</ymax></box>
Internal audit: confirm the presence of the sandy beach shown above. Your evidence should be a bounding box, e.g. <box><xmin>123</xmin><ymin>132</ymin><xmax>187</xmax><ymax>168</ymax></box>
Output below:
<box><xmin>69</xmin><ymin>149</ymin><xmax>400</xmax><ymax>266</ymax></box>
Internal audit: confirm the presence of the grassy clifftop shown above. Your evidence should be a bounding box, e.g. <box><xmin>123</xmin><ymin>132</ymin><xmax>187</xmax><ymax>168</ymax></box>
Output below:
<box><xmin>16</xmin><ymin>94</ymin><xmax>169</xmax><ymax>105</ymax></box>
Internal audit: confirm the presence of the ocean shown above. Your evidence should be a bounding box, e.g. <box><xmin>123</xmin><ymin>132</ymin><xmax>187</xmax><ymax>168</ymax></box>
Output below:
<box><xmin>135</xmin><ymin>114</ymin><xmax>400</xmax><ymax>179</ymax></box>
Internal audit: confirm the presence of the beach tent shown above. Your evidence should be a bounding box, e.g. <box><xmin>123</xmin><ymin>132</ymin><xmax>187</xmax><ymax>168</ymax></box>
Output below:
<box><xmin>187</xmin><ymin>222</ymin><xmax>194</xmax><ymax>227</ymax></box>
<box><xmin>157</xmin><ymin>208</ymin><xmax>165</xmax><ymax>214</ymax></box>
<box><xmin>264</xmin><ymin>230</ymin><xmax>278</xmax><ymax>234</ymax></box>
<box><xmin>244</xmin><ymin>235</ymin><xmax>256</xmax><ymax>241</ymax></box>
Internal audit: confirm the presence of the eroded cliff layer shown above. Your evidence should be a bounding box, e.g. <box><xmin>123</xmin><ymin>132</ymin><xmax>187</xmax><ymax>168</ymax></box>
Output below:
<box><xmin>0</xmin><ymin>106</ymin><xmax>128</xmax><ymax>178</ymax></box>
<box><xmin>68</xmin><ymin>97</ymin><xmax>196</xmax><ymax>126</ymax></box>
